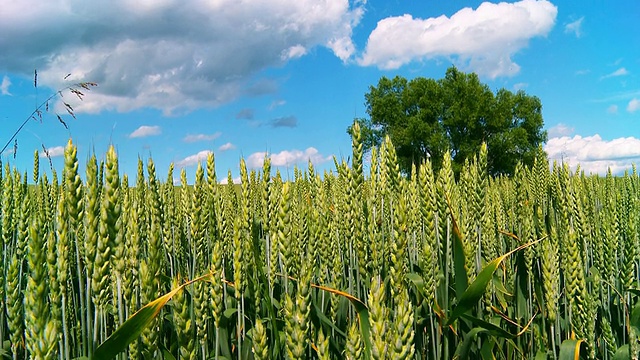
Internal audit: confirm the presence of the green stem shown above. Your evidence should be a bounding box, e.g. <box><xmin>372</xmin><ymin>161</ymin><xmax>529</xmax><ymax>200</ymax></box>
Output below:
<box><xmin>62</xmin><ymin>295</ymin><xmax>69</xmax><ymax>360</ymax></box>
<box><xmin>75</xmin><ymin>237</ymin><xmax>87</xmax><ymax>358</ymax></box>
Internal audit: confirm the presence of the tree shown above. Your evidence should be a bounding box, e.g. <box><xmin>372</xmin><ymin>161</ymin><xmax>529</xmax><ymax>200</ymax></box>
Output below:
<box><xmin>348</xmin><ymin>66</ymin><xmax>547</xmax><ymax>176</ymax></box>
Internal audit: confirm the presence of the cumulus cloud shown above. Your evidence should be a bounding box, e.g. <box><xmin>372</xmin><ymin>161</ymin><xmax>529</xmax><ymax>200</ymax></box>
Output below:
<box><xmin>564</xmin><ymin>17</ymin><xmax>584</xmax><ymax>38</ymax></box>
<box><xmin>547</xmin><ymin>123</ymin><xmax>574</xmax><ymax>138</ymax></box>
<box><xmin>220</xmin><ymin>175</ymin><xmax>242</xmax><ymax>185</ymax></box>
<box><xmin>281</xmin><ymin>45</ymin><xmax>307</xmax><ymax>60</ymax></box>
<box><xmin>545</xmin><ymin>134</ymin><xmax>640</xmax><ymax>175</ymax></box>
<box><xmin>40</xmin><ymin>145</ymin><xmax>65</xmax><ymax>158</ymax></box>
<box><xmin>601</xmin><ymin>67</ymin><xmax>629</xmax><ymax>80</ymax></box>
<box><xmin>270</xmin><ymin>116</ymin><xmax>298</xmax><ymax>128</ymax></box>
<box><xmin>328</xmin><ymin>35</ymin><xmax>357</xmax><ymax>62</ymax></box>
<box><xmin>358</xmin><ymin>0</ymin><xmax>557</xmax><ymax>78</ymax></box>
<box><xmin>0</xmin><ymin>0</ymin><xmax>364</xmax><ymax>114</ymax></box>
<box><xmin>1</xmin><ymin>76</ymin><xmax>11</xmax><ymax>95</ymax></box>
<box><xmin>247</xmin><ymin>147</ymin><xmax>331</xmax><ymax>168</ymax></box>
<box><xmin>176</xmin><ymin>150</ymin><xmax>212</xmax><ymax>167</ymax></box>
<box><xmin>218</xmin><ymin>142</ymin><xmax>236</xmax><ymax>151</ymax></box>
<box><xmin>628</xmin><ymin>98</ymin><xmax>640</xmax><ymax>113</ymax></box>
<box><xmin>183</xmin><ymin>132</ymin><xmax>222</xmax><ymax>143</ymax></box>
<box><xmin>129</xmin><ymin>125</ymin><xmax>161</xmax><ymax>138</ymax></box>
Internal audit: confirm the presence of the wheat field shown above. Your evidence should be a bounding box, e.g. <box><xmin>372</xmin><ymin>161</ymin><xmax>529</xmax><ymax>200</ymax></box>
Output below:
<box><xmin>0</xmin><ymin>124</ymin><xmax>638</xmax><ymax>359</ymax></box>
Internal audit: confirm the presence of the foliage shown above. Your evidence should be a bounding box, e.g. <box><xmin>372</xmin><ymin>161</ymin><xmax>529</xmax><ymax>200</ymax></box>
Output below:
<box><xmin>348</xmin><ymin>66</ymin><xmax>547</xmax><ymax>176</ymax></box>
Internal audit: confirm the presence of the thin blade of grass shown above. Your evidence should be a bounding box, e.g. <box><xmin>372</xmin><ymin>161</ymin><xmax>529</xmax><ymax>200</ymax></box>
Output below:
<box><xmin>283</xmin><ymin>273</ymin><xmax>372</xmax><ymax>360</ymax></box>
<box><xmin>93</xmin><ymin>272</ymin><xmax>211</xmax><ymax>360</ymax></box>
<box><xmin>558</xmin><ymin>339</ymin><xmax>584</xmax><ymax>360</ymax></box>
<box><xmin>406</xmin><ymin>272</ymin><xmax>427</xmax><ymax>298</ymax></box>
<box><xmin>453</xmin><ymin>327</ymin><xmax>487</xmax><ymax>359</ymax></box>
<box><xmin>613</xmin><ymin>344</ymin><xmax>630</xmax><ymax>360</ymax></box>
<box><xmin>446</xmin><ymin>239</ymin><xmax>541</xmax><ymax>326</ymax></box>
<box><xmin>250</xmin><ymin>220</ymin><xmax>281</xmax><ymax>359</ymax></box>
<box><xmin>460</xmin><ymin>314</ymin><xmax>515</xmax><ymax>339</ymax></box>
<box><xmin>311</xmin><ymin>297</ymin><xmax>347</xmax><ymax>338</ymax></box>
<box><xmin>310</xmin><ymin>283</ymin><xmax>372</xmax><ymax>359</ymax></box>
<box><xmin>445</xmin><ymin>193</ymin><xmax>469</xmax><ymax>300</ymax></box>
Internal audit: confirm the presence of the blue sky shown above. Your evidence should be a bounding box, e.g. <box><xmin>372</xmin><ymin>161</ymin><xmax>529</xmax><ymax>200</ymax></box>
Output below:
<box><xmin>1</xmin><ymin>0</ymin><xmax>639</xmax><ymax>183</ymax></box>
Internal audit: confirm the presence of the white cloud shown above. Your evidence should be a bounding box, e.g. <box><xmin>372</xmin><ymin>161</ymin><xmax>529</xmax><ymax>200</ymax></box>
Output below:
<box><xmin>268</xmin><ymin>100</ymin><xmax>286</xmax><ymax>110</ymax></box>
<box><xmin>358</xmin><ymin>0</ymin><xmax>557</xmax><ymax>78</ymax></box>
<box><xmin>513</xmin><ymin>82</ymin><xmax>528</xmax><ymax>91</ymax></box>
<box><xmin>39</xmin><ymin>145</ymin><xmax>65</xmax><ymax>158</ymax></box>
<box><xmin>547</xmin><ymin>123</ymin><xmax>574</xmax><ymax>138</ymax></box>
<box><xmin>607</xmin><ymin>104</ymin><xmax>618</xmax><ymax>114</ymax></box>
<box><xmin>628</xmin><ymin>98</ymin><xmax>640</xmax><ymax>113</ymax></box>
<box><xmin>601</xmin><ymin>67</ymin><xmax>629</xmax><ymax>80</ymax></box>
<box><xmin>176</xmin><ymin>150</ymin><xmax>212</xmax><ymax>167</ymax></box>
<box><xmin>0</xmin><ymin>0</ymin><xmax>364</xmax><ymax>114</ymax></box>
<box><xmin>218</xmin><ymin>142</ymin><xmax>235</xmax><ymax>151</ymax></box>
<box><xmin>220</xmin><ymin>175</ymin><xmax>242</xmax><ymax>185</ymax></box>
<box><xmin>183</xmin><ymin>132</ymin><xmax>221</xmax><ymax>143</ymax></box>
<box><xmin>1</xmin><ymin>76</ymin><xmax>11</xmax><ymax>95</ymax></box>
<box><xmin>281</xmin><ymin>45</ymin><xmax>307</xmax><ymax>60</ymax></box>
<box><xmin>611</xmin><ymin>58</ymin><xmax>624</xmax><ymax>66</ymax></box>
<box><xmin>247</xmin><ymin>147</ymin><xmax>331</xmax><ymax>168</ymax></box>
<box><xmin>129</xmin><ymin>125</ymin><xmax>161</xmax><ymax>138</ymax></box>
<box><xmin>564</xmin><ymin>17</ymin><xmax>584</xmax><ymax>38</ymax></box>
<box><xmin>328</xmin><ymin>35</ymin><xmax>357</xmax><ymax>62</ymax></box>
<box><xmin>591</xmin><ymin>90</ymin><xmax>640</xmax><ymax>104</ymax></box>
<box><xmin>545</xmin><ymin>134</ymin><xmax>640</xmax><ymax>175</ymax></box>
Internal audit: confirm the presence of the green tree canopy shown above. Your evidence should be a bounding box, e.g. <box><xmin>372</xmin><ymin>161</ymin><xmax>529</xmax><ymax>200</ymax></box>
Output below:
<box><xmin>348</xmin><ymin>66</ymin><xmax>547</xmax><ymax>176</ymax></box>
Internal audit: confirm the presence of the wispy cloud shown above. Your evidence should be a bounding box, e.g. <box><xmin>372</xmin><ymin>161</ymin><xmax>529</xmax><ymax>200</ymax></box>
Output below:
<box><xmin>601</xmin><ymin>67</ymin><xmax>629</xmax><ymax>80</ymax></box>
<box><xmin>591</xmin><ymin>89</ymin><xmax>640</xmax><ymax>103</ymax></box>
<box><xmin>183</xmin><ymin>132</ymin><xmax>221</xmax><ymax>143</ymax></box>
<box><xmin>268</xmin><ymin>100</ymin><xmax>286</xmax><ymax>110</ymax></box>
<box><xmin>246</xmin><ymin>147</ymin><xmax>331</xmax><ymax>168</ymax></box>
<box><xmin>628</xmin><ymin>98</ymin><xmax>640</xmax><ymax>113</ymax></box>
<box><xmin>545</xmin><ymin>134</ymin><xmax>640</xmax><ymax>175</ymax></box>
<box><xmin>513</xmin><ymin>82</ymin><xmax>528</xmax><ymax>91</ymax></box>
<box><xmin>547</xmin><ymin>123</ymin><xmax>574</xmax><ymax>138</ymax></box>
<box><xmin>39</xmin><ymin>145</ymin><xmax>65</xmax><ymax>158</ymax></box>
<box><xmin>270</xmin><ymin>115</ymin><xmax>297</xmax><ymax>128</ymax></box>
<box><xmin>358</xmin><ymin>0</ymin><xmax>557</xmax><ymax>78</ymax></box>
<box><xmin>564</xmin><ymin>17</ymin><xmax>584</xmax><ymax>38</ymax></box>
<box><xmin>176</xmin><ymin>150</ymin><xmax>212</xmax><ymax>167</ymax></box>
<box><xmin>236</xmin><ymin>108</ymin><xmax>254</xmax><ymax>120</ymax></box>
<box><xmin>218</xmin><ymin>142</ymin><xmax>235</xmax><ymax>151</ymax></box>
<box><xmin>0</xmin><ymin>76</ymin><xmax>11</xmax><ymax>95</ymax></box>
<box><xmin>607</xmin><ymin>105</ymin><xmax>618</xmax><ymax>114</ymax></box>
<box><xmin>129</xmin><ymin>125</ymin><xmax>161</xmax><ymax>138</ymax></box>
